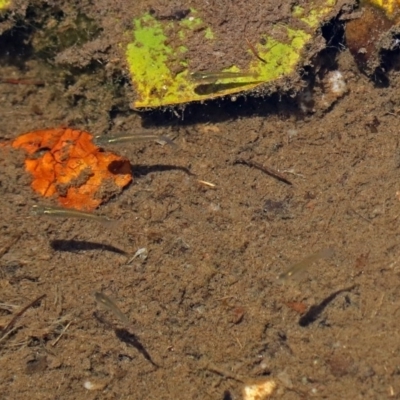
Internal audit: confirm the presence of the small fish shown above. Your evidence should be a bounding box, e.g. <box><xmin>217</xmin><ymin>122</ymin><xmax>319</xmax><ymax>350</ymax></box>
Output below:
<box><xmin>190</xmin><ymin>71</ymin><xmax>258</xmax><ymax>84</ymax></box>
<box><xmin>95</xmin><ymin>292</ymin><xmax>130</xmax><ymax>326</ymax></box>
<box><xmin>30</xmin><ymin>205</ymin><xmax>116</xmax><ymax>227</ymax></box>
<box><xmin>278</xmin><ymin>248</ymin><xmax>335</xmax><ymax>281</ymax></box>
<box><xmin>94</xmin><ymin>133</ymin><xmax>177</xmax><ymax>149</ymax></box>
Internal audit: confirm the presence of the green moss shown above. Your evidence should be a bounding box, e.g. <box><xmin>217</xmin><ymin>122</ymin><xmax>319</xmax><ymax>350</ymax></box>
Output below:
<box><xmin>33</xmin><ymin>12</ymin><xmax>101</xmax><ymax>59</ymax></box>
<box><xmin>126</xmin><ymin>2</ymin><xmax>339</xmax><ymax>108</ymax></box>
<box><xmin>0</xmin><ymin>0</ymin><xmax>10</xmax><ymax>10</ymax></box>
<box><xmin>204</xmin><ymin>27</ymin><xmax>214</xmax><ymax>39</ymax></box>
<box><xmin>126</xmin><ymin>12</ymin><xmax>214</xmax><ymax>108</ymax></box>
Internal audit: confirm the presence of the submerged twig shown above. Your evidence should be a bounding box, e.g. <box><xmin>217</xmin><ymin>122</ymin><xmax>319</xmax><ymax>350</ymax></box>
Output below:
<box><xmin>245</xmin><ymin>38</ymin><xmax>267</xmax><ymax>63</ymax></box>
<box><xmin>234</xmin><ymin>158</ymin><xmax>293</xmax><ymax>185</ymax></box>
<box><xmin>0</xmin><ymin>326</ymin><xmax>19</xmax><ymax>345</ymax></box>
<box><xmin>0</xmin><ymin>78</ymin><xmax>45</xmax><ymax>85</ymax></box>
<box><xmin>0</xmin><ymin>294</ymin><xmax>46</xmax><ymax>340</ymax></box>
<box><xmin>0</xmin><ymin>234</ymin><xmax>22</xmax><ymax>259</ymax></box>
<box><xmin>203</xmin><ymin>363</ymin><xmax>245</xmax><ymax>383</ymax></box>
<box><xmin>51</xmin><ymin>320</ymin><xmax>73</xmax><ymax>347</ymax></box>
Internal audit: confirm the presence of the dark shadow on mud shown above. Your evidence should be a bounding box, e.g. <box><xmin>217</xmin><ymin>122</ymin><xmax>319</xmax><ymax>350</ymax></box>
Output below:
<box><xmin>131</xmin><ymin>164</ymin><xmax>195</xmax><ymax>178</ymax></box>
<box><xmin>50</xmin><ymin>239</ymin><xmax>128</xmax><ymax>256</ymax></box>
<box><xmin>135</xmin><ymin>18</ymin><xmax>346</xmax><ymax>128</ymax></box>
<box><xmin>0</xmin><ymin>19</ymin><xmax>34</xmax><ymax>67</ymax></box>
<box><xmin>115</xmin><ymin>328</ymin><xmax>159</xmax><ymax>368</ymax></box>
<box><xmin>139</xmin><ymin>92</ymin><xmax>301</xmax><ymax>129</ymax></box>
<box><xmin>299</xmin><ymin>285</ymin><xmax>356</xmax><ymax>327</ymax></box>
<box><xmin>93</xmin><ymin>312</ymin><xmax>159</xmax><ymax>368</ymax></box>
<box><xmin>223</xmin><ymin>391</ymin><xmax>233</xmax><ymax>400</ymax></box>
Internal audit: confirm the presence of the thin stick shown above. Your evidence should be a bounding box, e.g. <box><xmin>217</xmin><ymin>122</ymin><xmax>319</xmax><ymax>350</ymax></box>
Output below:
<box><xmin>204</xmin><ymin>363</ymin><xmax>244</xmax><ymax>383</ymax></box>
<box><xmin>245</xmin><ymin>38</ymin><xmax>267</xmax><ymax>64</ymax></box>
<box><xmin>233</xmin><ymin>334</ymin><xmax>243</xmax><ymax>349</ymax></box>
<box><xmin>235</xmin><ymin>158</ymin><xmax>293</xmax><ymax>185</ymax></box>
<box><xmin>0</xmin><ymin>294</ymin><xmax>46</xmax><ymax>338</ymax></box>
<box><xmin>0</xmin><ymin>78</ymin><xmax>45</xmax><ymax>85</ymax></box>
<box><xmin>52</xmin><ymin>320</ymin><xmax>72</xmax><ymax>347</ymax></box>
<box><xmin>0</xmin><ymin>234</ymin><xmax>21</xmax><ymax>258</ymax></box>
<box><xmin>197</xmin><ymin>179</ymin><xmax>216</xmax><ymax>188</ymax></box>
<box><xmin>349</xmin><ymin>207</ymin><xmax>372</xmax><ymax>224</ymax></box>
<box><xmin>0</xmin><ymin>326</ymin><xmax>19</xmax><ymax>345</ymax></box>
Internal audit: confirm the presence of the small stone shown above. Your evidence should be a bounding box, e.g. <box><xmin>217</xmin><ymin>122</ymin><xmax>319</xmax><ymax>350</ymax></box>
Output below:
<box><xmin>243</xmin><ymin>379</ymin><xmax>277</xmax><ymax>400</ymax></box>
<box><xmin>83</xmin><ymin>380</ymin><xmax>107</xmax><ymax>391</ymax></box>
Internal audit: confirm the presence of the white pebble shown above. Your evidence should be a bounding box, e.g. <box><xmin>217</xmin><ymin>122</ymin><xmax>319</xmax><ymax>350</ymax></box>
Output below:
<box><xmin>328</xmin><ymin>70</ymin><xmax>347</xmax><ymax>96</ymax></box>
<box><xmin>83</xmin><ymin>380</ymin><xmax>106</xmax><ymax>391</ymax></box>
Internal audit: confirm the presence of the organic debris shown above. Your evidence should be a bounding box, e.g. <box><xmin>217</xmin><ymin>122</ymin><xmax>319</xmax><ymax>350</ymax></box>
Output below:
<box><xmin>368</xmin><ymin>0</ymin><xmax>400</xmax><ymax>20</ymax></box>
<box><xmin>0</xmin><ymin>294</ymin><xmax>46</xmax><ymax>343</ymax></box>
<box><xmin>354</xmin><ymin>251</ymin><xmax>370</xmax><ymax>269</ymax></box>
<box><xmin>0</xmin><ymin>78</ymin><xmax>44</xmax><ymax>85</ymax></box>
<box><xmin>127</xmin><ymin>1</ymin><xmax>341</xmax><ymax>108</ymax></box>
<box><xmin>345</xmin><ymin>0</ymin><xmax>400</xmax><ymax>73</ymax></box>
<box><xmin>284</xmin><ymin>301</ymin><xmax>308</xmax><ymax>315</ymax></box>
<box><xmin>242</xmin><ymin>379</ymin><xmax>277</xmax><ymax>400</ymax></box>
<box><xmin>12</xmin><ymin>128</ymin><xmax>132</xmax><ymax>211</ymax></box>
<box><xmin>234</xmin><ymin>158</ymin><xmax>293</xmax><ymax>185</ymax></box>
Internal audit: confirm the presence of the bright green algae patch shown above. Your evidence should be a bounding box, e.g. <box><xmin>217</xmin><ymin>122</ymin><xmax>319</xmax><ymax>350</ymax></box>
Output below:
<box><xmin>126</xmin><ymin>12</ymin><xmax>206</xmax><ymax>108</ymax></box>
<box><xmin>126</xmin><ymin>2</ymin><xmax>338</xmax><ymax>108</ymax></box>
<box><xmin>0</xmin><ymin>0</ymin><xmax>11</xmax><ymax>10</ymax></box>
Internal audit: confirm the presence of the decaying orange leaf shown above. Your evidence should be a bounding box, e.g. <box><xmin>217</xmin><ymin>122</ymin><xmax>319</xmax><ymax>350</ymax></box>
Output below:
<box><xmin>284</xmin><ymin>301</ymin><xmax>308</xmax><ymax>315</ymax></box>
<box><xmin>12</xmin><ymin>128</ymin><xmax>132</xmax><ymax>210</ymax></box>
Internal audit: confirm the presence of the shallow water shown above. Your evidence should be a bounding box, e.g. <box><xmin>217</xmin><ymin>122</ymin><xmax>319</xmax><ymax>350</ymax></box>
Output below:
<box><xmin>1</xmin><ymin>1</ymin><xmax>400</xmax><ymax>399</ymax></box>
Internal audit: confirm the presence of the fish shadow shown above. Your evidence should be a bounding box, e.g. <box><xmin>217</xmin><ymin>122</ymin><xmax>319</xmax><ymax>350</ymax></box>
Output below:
<box><xmin>93</xmin><ymin>312</ymin><xmax>159</xmax><ymax>368</ymax></box>
<box><xmin>299</xmin><ymin>285</ymin><xmax>356</xmax><ymax>327</ymax></box>
<box><xmin>50</xmin><ymin>239</ymin><xmax>128</xmax><ymax>256</ymax></box>
<box><xmin>131</xmin><ymin>164</ymin><xmax>194</xmax><ymax>178</ymax></box>
<box><xmin>115</xmin><ymin>328</ymin><xmax>159</xmax><ymax>368</ymax></box>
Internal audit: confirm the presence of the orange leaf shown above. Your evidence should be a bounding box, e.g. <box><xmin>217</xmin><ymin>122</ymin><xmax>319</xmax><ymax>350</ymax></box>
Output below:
<box><xmin>13</xmin><ymin>128</ymin><xmax>132</xmax><ymax>210</ymax></box>
<box><xmin>12</xmin><ymin>128</ymin><xmax>65</xmax><ymax>154</ymax></box>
